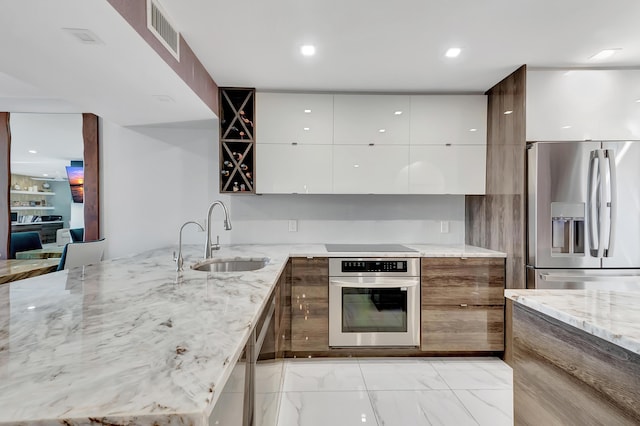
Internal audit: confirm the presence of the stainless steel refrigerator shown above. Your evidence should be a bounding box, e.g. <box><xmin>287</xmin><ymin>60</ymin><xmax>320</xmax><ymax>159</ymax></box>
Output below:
<box><xmin>527</xmin><ymin>140</ymin><xmax>640</xmax><ymax>289</ymax></box>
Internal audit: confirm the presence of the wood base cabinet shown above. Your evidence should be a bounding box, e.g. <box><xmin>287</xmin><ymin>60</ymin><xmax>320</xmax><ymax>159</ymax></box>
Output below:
<box><xmin>513</xmin><ymin>303</ymin><xmax>640</xmax><ymax>425</ymax></box>
<box><xmin>422</xmin><ymin>305</ymin><xmax>504</xmax><ymax>351</ymax></box>
<box><xmin>290</xmin><ymin>257</ymin><xmax>329</xmax><ymax>353</ymax></box>
<box><xmin>421</xmin><ymin>257</ymin><xmax>505</xmax><ymax>352</ymax></box>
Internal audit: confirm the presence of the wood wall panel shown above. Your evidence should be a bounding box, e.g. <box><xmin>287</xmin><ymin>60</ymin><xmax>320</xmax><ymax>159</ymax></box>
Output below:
<box><xmin>83</xmin><ymin>114</ymin><xmax>100</xmax><ymax>241</ymax></box>
<box><xmin>421</xmin><ymin>258</ymin><xmax>505</xmax><ymax>305</ymax></box>
<box><xmin>290</xmin><ymin>258</ymin><xmax>329</xmax><ymax>353</ymax></box>
<box><xmin>106</xmin><ymin>0</ymin><xmax>218</xmax><ymax>115</ymax></box>
<box><xmin>0</xmin><ymin>113</ymin><xmax>9</xmax><ymax>259</ymax></box>
<box><xmin>466</xmin><ymin>65</ymin><xmax>527</xmax><ymax>290</ymax></box>
<box><xmin>513</xmin><ymin>303</ymin><xmax>640</xmax><ymax>425</ymax></box>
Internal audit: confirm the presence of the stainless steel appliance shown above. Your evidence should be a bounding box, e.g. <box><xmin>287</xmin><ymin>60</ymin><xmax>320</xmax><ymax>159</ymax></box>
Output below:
<box><xmin>329</xmin><ymin>258</ymin><xmax>420</xmax><ymax>347</ymax></box>
<box><xmin>527</xmin><ymin>141</ymin><xmax>640</xmax><ymax>288</ymax></box>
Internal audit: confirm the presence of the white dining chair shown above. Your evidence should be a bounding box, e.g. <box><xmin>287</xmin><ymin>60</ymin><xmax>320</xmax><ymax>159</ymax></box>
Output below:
<box><xmin>57</xmin><ymin>238</ymin><xmax>106</xmax><ymax>271</ymax></box>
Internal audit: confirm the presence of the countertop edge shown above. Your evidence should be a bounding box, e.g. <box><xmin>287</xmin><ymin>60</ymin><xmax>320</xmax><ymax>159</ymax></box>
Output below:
<box><xmin>505</xmin><ymin>289</ymin><xmax>640</xmax><ymax>355</ymax></box>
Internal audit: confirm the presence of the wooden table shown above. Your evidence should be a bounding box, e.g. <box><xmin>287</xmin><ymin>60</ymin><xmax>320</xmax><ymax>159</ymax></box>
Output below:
<box><xmin>0</xmin><ymin>259</ymin><xmax>60</xmax><ymax>284</ymax></box>
<box><xmin>15</xmin><ymin>245</ymin><xmax>65</xmax><ymax>259</ymax></box>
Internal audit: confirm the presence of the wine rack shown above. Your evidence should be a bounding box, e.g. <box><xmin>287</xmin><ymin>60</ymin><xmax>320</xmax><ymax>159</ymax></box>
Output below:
<box><xmin>219</xmin><ymin>87</ymin><xmax>255</xmax><ymax>193</ymax></box>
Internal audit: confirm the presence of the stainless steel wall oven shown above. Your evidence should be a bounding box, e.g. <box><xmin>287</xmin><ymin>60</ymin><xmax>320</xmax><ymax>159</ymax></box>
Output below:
<box><xmin>328</xmin><ymin>258</ymin><xmax>420</xmax><ymax>347</ymax></box>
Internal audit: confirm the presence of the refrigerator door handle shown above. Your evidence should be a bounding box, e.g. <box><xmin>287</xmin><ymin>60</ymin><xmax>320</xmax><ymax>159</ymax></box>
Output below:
<box><xmin>605</xmin><ymin>149</ymin><xmax>617</xmax><ymax>257</ymax></box>
<box><xmin>587</xmin><ymin>149</ymin><xmax>605</xmax><ymax>258</ymax></box>
<box><xmin>538</xmin><ymin>272</ymin><xmax>640</xmax><ymax>282</ymax></box>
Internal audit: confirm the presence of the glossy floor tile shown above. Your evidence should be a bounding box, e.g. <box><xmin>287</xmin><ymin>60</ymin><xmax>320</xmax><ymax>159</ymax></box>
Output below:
<box><xmin>276</xmin><ymin>357</ymin><xmax>514</xmax><ymax>426</ymax></box>
<box><xmin>278</xmin><ymin>391</ymin><xmax>376</xmax><ymax>426</ymax></box>
<box><xmin>282</xmin><ymin>358</ymin><xmax>366</xmax><ymax>392</ymax></box>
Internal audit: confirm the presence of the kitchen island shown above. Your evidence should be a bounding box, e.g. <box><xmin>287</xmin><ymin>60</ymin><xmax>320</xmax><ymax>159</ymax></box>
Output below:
<box><xmin>506</xmin><ymin>289</ymin><xmax>640</xmax><ymax>425</ymax></box>
<box><xmin>0</xmin><ymin>243</ymin><xmax>504</xmax><ymax>425</ymax></box>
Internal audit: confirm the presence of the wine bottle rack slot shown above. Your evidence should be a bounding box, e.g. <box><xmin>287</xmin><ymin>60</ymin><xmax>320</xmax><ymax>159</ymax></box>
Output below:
<box><xmin>219</xmin><ymin>87</ymin><xmax>256</xmax><ymax>193</ymax></box>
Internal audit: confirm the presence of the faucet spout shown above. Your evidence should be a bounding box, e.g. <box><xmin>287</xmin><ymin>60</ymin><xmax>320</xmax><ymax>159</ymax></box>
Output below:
<box><xmin>205</xmin><ymin>200</ymin><xmax>232</xmax><ymax>259</ymax></box>
<box><xmin>175</xmin><ymin>221</ymin><xmax>205</xmax><ymax>272</ymax></box>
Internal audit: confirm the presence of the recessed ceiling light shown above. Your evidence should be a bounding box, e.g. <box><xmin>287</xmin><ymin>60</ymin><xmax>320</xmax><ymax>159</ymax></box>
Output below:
<box><xmin>378</xmin><ymin>129</ymin><xmax>386</xmax><ymax>133</ymax></box>
<box><xmin>394</xmin><ymin>111</ymin><xmax>403</xmax><ymax>115</ymax></box>
<box><xmin>562</xmin><ymin>125</ymin><xmax>572</xmax><ymax>129</ymax></box>
<box><xmin>303</xmin><ymin>127</ymin><xmax>310</xmax><ymax>131</ymax></box>
<box><xmin>589</xmin><ymin>49</ymin><xmax>620</xmax><ymax>61</ymax></box>
<box><xmin>469</xmin><ymin>128</ymin><xmax>477</xmax><ymax>132</ymax></box>
<box><xmin>635</xmin><ymin>99</ymin><xmax>640</xmax><ymax>103</ymax></box>
<box><xmin>304</xmin><ymin>109</ymin><xmax>312</xmax><ymax>113</ymax></box>
<box><xmin>301</xmin><ymin>45</ymin><xmax>316</xmax><ymax>56</ymax></box>
<box><xmin>28</xmin><ymin>150</ymin><xmax>37</xmax><ymax>154</ymax></box>
<box><xmin>27</xmin><ymin>306</ymin><xmax>36</xmax><ymax>310</ymax></box>
<box><xmin>62</xmin><ymin>28</ymin><xmax>104</xmax><ymax>45</ymax></box>
<box><xmin>445</xmin><ymin>47</ymin><xmax>462</xmax><ymax>58</ymax></box>
<box><xmin>42</xmin><ymin>173</ymin><xmax>49</xmax><ymax>177</ymax></box>
<box><xmin>504</xmin><ymin>110</ymin><xmax>513</xmax><ymax>115</ymax></box>
<box><xmin>353</xmin><ymin>164</ymin><xmax>360</xmax><ymax>168</ymax></box>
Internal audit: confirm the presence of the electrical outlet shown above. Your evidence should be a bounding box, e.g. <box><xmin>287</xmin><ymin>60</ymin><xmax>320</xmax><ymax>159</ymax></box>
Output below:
<box><xmin>288</xmin><ymin>219</ymin><xmax>298</xmax><ymax>232</ymax></box>
<box><xmin>440</xmin><ymin>220</ymin><xmax>450</xmax><ymax>233</ymax></box>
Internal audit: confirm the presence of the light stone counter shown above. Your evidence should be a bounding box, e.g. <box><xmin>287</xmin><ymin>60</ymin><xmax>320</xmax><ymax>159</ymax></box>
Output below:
<box><xmin>0</xmin><ymin>243</ymin><xmax>504</xmax><ymax>425</ymax></box>
<box><xmin>505</xmin><ymin>289</ymin><xmax>640</xmax><ymax>355</ymax></box>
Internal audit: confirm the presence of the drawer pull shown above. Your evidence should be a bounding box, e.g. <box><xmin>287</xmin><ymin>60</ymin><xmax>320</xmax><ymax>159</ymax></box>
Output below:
<box><xmin>460</xmin><ymin>303</ymin><xmax>468</xmax><ymax>307</ymax></box>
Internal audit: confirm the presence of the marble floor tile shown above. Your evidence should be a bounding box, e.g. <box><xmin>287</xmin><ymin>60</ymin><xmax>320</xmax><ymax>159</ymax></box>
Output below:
<box><xmin>435</xmin><ymin>367</ymin><xmax>512</xmax><ymax>390</ymax></box>
<box><xmin>359</xmin><ymin>359</ymin><xmax>449</xmax><ymax>391</ymax></box>
<box><xmin>369</xmin><ymin>390</ymin><xmax>479</xmax><ymax>426</ymax></box>
<box><xmin>282</xmin><ymin>359</ymin><xmax>366</xmax><ymax>392</ymax></box>
<box><xmin>454</xmin><ymin>389</ymin><xmax>513</xmax><ymax>426</ymax></box>
<box><xmin>277</xmin><ymin>391</ymin><xmax>377</xmax><ymax>426</ymax></box>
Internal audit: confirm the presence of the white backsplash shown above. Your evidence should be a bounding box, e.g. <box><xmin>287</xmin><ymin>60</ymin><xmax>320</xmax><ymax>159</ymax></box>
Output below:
<box><xmin>228</xmin><ymin>194</ymin><xmax>465</xmax><ymax>244</ymax></box>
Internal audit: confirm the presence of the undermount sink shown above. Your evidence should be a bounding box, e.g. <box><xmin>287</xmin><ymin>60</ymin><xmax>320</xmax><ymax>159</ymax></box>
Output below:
<box><xmin>191</xmin><ymin>257</ymin><xmax>269</xmax><ymax>272</ymax></box>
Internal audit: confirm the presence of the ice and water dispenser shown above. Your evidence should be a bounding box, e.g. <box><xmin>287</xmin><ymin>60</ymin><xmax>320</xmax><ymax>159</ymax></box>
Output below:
<box><xmin>551</xmin><ymin>202</ymin><xmax>585</xmax><ymax>256</ymax></box>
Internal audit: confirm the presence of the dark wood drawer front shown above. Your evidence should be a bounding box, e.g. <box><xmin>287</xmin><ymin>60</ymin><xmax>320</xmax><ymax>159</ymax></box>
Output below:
<box><xmin>422</xmin><ymin>305</ymin><xmax>504</xmax><ymax>352</ymax></box>
<box><xmin>421</xmin><ymin>258</ymin><xmax>505</xmax><ymax>306</ymax></box>
<box><xmin>291</xmin><ymin>258</ymin><xmax>329</xmax><ymax>352</ymax></box>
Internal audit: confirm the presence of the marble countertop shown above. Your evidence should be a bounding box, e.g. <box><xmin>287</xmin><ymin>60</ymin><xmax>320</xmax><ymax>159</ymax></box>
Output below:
<box><xmin>505</xmin><ymin>289</ymin><xmax>640</xmax><ymax>355</ymax></box>
<box><xmin>290</xmin><ymin>243</ymin><xmax>506</xmax><ymax>258</ymax></box>
<box><xmin>0</xmin><ymin>243</ymin><xmax>504</xmax><ymax>425</ymax></box>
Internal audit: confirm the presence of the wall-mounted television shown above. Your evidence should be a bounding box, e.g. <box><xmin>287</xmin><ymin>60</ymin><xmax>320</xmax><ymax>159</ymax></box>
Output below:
<box><xmin>65</xmin><ymin>166</ymin><xmax>84</xmax><ymax>203</ymax></box>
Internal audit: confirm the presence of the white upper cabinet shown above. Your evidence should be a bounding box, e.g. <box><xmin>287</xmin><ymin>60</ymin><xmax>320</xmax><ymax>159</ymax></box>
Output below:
<box><xmin>333</xmin><ymin>95</ymin><xmax>411</xmax><ymax>145</ymax></box>
<box><xmin>409</xmin><ymin>145</ymin><xmax>486</xmax><ymax>194</ymax></box>
<box><xmin>410</xmin><ymin>95</ymin><xmax>487</xmax><ymax>145</ymax></box>
<box><xmin>527</xmin><ymin>70</ymin><xmax>640</xmax><ymax>141</ymax></box>
<box><xmin>333</xmin><ymin>145</ymin><xmax>409</xmax><ymax>194</ymax></box>
<box><xmin>256</xmin><ymin>144</ymin><xmax>332</xmax><ymax>194</ymax></box>
<box><xmin>256</xmin><ymin>92</ymin><xmax>333</xmax><ymax>144</ymax></box>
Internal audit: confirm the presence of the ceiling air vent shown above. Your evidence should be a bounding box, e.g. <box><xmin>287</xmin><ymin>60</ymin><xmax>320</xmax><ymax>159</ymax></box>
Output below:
<box><xmin>147</xmin><ymin>0</ymin><xmax>180</xmax><ymax>61</ymax></box>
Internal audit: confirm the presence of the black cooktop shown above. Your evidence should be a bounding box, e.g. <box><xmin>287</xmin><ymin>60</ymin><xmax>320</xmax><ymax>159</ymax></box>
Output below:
<box><xmin>324</xmin><ymin>244</ymin><xmax>418</xmax><ymax>253</ymax></box>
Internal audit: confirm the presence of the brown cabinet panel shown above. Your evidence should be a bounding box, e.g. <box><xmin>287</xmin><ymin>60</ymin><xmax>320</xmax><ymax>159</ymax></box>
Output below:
<box><xmin>290</xmin><ymin>257</ymin><xmax>329</xmax><ymax>352</ymax></box>
<box><xmin>513</xmin><ymin>304</ymin><xmax>640</xmax><ymax>425</ymax></box>
<box><xmin>277</xmin><ymin>260</ymin><xmax>292</xmax><ymax>356</ymax></box>
<box><xmin>421</xmin><ymin>305</ymin><xmax>504</xmax><ymax>352</ymax></box>
<box><xmin>421</xmin><ymin>257</ymin><xmax>505</xmax><ymax>306</ymax></box>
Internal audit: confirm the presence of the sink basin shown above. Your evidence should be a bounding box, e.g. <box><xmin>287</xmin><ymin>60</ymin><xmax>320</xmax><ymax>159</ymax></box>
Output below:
<box><xmin>191</xmin><ymin>257</ymin><xmax>269</xmax><ymax>272</ymax></box>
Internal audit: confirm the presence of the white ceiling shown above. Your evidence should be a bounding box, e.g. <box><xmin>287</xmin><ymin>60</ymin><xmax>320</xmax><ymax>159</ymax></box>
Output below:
<box><xmin>160</xmin><ymin>0</ymin><xmax>640</xmax><ymax>92</ymax></box>
<box><xmin>0</xmin><ymin>0</ymin><xmax>215</xmax><ymax>125</ymax></box>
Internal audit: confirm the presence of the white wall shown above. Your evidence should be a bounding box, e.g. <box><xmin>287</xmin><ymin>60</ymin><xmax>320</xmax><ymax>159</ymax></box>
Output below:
<box><xmin>228</xmin><ymin>194</ymin><xmax>465</xmax><ymax>245</ymax></box>
<box><xmin>100</xmin><ymin>118</ymin><xmax>227</xmax><ymax>259</ymax></box>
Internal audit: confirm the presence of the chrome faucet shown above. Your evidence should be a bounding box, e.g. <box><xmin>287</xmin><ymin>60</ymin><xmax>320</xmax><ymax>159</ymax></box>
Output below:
<box><xmin>205</xmin><ymin>200</ymin><xmax>232</xmax><ymax>259</ymax></box>
<box><xmin>175</xmin><ymin>221</ymin><xmax>205</xmax><ymax>272</ymax></box>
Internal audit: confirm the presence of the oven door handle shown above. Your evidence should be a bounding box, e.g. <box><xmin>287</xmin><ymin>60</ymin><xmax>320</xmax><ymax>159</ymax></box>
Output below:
<box><xmin>329</xmin><ymin>278</ymin><xmax>420</xmax><ymax>289</ymax></box>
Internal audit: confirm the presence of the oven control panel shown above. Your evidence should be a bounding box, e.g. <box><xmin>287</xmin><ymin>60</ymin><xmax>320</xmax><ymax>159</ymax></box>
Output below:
<box><xmin>342</xmin><ymin>260</ymin><xmax>407</xmax><ymax>273</ymax></box>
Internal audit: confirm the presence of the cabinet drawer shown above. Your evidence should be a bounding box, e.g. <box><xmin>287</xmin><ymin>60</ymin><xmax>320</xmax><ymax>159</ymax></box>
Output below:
<box><xmin>421</xmin><ymin>258</ymin><xmax>505</xmax><ymax>306</ymax></box>
<box><xmin>421</xmin><ymin>305</ymin><xmax>504</xmax><ymax>352</ymax></box>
